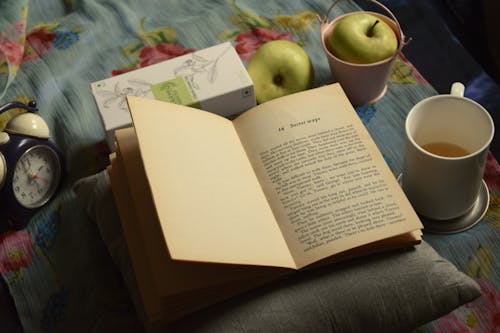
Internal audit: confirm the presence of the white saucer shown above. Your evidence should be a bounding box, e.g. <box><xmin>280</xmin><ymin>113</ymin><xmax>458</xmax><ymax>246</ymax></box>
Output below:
<box><xmin>397</xmin><ymin>174</ymin><xmax>490</xmax><ymax>234</ymax></box>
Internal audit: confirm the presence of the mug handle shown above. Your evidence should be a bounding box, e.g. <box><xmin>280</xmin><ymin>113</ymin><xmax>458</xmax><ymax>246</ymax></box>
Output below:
<box><xmin>450</xmin><ymin>82</ymin><xmax>465</xmax><ymax>97</ymax></box>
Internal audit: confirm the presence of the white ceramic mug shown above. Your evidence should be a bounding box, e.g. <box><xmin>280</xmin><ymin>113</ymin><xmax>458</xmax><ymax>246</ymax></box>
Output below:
<box><xmin>402</xmin><ymin>82</ymin><xmax>494</xmax><ymax>220</ymax></box>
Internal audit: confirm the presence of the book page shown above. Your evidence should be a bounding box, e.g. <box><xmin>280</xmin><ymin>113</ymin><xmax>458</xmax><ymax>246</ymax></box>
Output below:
<box><xmin>112</xmin><ymin>128</ymin><xmax>289</xmax><ymax>300</ymax></box>
<box><xmin>108</xmin><ymin>156</ymin><xmax>162</xmax><ymax>321</ymax></box>
<box><xmin>127</xmin><ymin>96</ymin><xmax>295</xmax><ymax>268</ymax></box>
<box><xmin>233</xmin><ymin>84</ymin><xmax>422</xmax><ymax>269</ymax></box>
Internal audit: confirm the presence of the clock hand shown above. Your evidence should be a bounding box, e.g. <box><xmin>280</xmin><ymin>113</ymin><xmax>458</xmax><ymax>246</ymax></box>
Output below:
<box><xmin>30</xmin><ymin>164</ymin><xmax>49</xmax><ymax>182</ymax></box>
<box><xmin>21</xmin><ymin>159</ymin><xmax>30</xmax><ymax>173</ymax></box>
<box><xmin>30</xmin><ymin>173</ymin><xmax>50</xmax><ymax>184</ymax></box>
<box><xmin>21</xmin><ymin>159</ymin><xmax>38</xmax><ymax>184</ymax></box>
<box><xmin>27</xmin><ymin>174</ymin><xmax>46</xmax><ymax>196</ymax></box>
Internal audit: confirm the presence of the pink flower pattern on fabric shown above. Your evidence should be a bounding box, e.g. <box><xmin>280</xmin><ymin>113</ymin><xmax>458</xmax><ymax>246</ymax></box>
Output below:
<box><xmin>0</xmin><ymin>231</ymin><xmax>34</xmax><ymax>274</ymax></box>
<box><xmin>484</xmin><ymin>151</ymin><xmax>500</xmax><ymax>191</ymax></box>
<box><xmin>138</xmin><ymin>43</ymin><xmax>195</xmax><ymax>68</ymax></box>
<box><xmin>0</xmin><ymin>22</ymin><xmax>26</xmax><ymax>68</ymax></box>
<box><xmin>432</xmin><ymin>279</ymin><xmax>500</xmax><ymax>332</ymax></box>
<box><xmin>235</xmin><ymin>27</ymin><xmax>293</xmax><ymax>61</ymax></box>
<box><xmin>23</xmin><ymin>28</ymin><xmax>57</xmax><ymax>61</ymax></box>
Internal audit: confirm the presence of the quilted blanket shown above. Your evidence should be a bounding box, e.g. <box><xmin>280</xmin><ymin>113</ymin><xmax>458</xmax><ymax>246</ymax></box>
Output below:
<box><xmin>0</xmin><ymin>0</ymin><xmax>498</xmax><ymax>332</ymax></box>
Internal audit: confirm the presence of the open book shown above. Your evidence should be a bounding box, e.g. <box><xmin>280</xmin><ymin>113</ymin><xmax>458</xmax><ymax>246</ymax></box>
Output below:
<box><xmin>108</xmin><ymin>83</ymin><xmax>423</xmax><ymax>324</ymax></box>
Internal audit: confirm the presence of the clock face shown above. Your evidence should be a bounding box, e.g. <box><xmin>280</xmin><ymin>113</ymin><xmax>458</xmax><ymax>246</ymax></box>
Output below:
<box><xmin>12</xmin><ymin>145</ymin><xmax>61</xmax><ymax>209</ymax></box>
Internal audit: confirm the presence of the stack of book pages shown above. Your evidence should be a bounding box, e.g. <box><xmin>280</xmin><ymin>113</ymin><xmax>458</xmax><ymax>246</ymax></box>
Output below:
<box><xmin>108</xmin><ymin>83</ymin><xmax>423</xmax><ymax>327</ymax></box>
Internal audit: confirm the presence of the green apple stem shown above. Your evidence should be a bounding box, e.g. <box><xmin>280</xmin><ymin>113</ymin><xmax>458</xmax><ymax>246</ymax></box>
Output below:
<box><xmin>367</xmin><ymin>20</ymin><xmax>379</xmax><ymax>37</ymax></box>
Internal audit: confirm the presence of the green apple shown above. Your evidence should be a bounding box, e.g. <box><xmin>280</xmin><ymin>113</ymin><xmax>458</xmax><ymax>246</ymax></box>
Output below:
<box><xmin>247</xmin><ymin>40</ymin><xmax>314</xmax><ymax>104</ymax></box>
<box><xmin>329</xmin><ymin>13</ymin><xmax>398</xmax><ymax>64</ymax></box>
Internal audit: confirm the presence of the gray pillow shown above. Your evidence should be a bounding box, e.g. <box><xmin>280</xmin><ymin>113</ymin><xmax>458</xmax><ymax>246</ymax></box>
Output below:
<box><xmin>74</xmin><ymin>170</ymin><xmax>481</xmax><ymax>333</ymax></box>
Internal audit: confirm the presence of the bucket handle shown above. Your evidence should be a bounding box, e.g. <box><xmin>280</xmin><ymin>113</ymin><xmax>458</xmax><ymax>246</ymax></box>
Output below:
<box><xmin>317</xmin><ymin>0</ymin><xmax>412</xmax><ymax>47</ymax></box>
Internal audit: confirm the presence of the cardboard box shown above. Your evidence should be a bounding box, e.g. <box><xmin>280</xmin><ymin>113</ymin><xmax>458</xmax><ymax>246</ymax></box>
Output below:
<box><xmin>91</xmin><ymin>42</ymin><xmax>255</xmax><ymax>149</ymax></box>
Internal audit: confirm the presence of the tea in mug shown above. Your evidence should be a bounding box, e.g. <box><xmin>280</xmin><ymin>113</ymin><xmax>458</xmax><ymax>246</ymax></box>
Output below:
<box><xmin>421</xmin><ymin>141</ymin><xmax>470</xmax><ymax>157</ymax></box>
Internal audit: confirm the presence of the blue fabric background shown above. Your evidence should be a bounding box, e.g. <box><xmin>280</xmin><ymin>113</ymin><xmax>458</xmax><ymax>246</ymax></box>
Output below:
<box><xmin>0</xmin><ymin>0</ymin><xmax>499</xmax><ymax>332</ymax></box>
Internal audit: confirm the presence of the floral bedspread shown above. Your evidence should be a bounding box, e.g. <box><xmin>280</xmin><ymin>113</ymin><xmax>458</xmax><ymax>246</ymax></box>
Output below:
<box><xmin>0</xmin><ymin>0</ymin><xmax>498</xmax><ymax>332</ymax></box>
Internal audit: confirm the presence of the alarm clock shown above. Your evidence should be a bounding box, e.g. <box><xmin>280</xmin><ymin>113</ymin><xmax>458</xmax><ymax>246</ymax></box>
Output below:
<box><xmin>0</xmin><ymin>101</ymin><xmax>64</xmax><ymax>231</ymax></box>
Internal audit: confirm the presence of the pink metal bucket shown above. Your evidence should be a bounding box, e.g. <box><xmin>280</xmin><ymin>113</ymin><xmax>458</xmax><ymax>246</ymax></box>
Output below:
<box><xmin>319</xmin><ymin>0</ymin><xmax>409</xmax><ymax>106</ymax></box>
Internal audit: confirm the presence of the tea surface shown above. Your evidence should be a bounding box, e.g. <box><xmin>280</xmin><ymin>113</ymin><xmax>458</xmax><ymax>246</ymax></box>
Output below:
<box><xmin>421</xmin><ymin>142</ymin><xmax>470</xmax><ymax>157</ymax></box>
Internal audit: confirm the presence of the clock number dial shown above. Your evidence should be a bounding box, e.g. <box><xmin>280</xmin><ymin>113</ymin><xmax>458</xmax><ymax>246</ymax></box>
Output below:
<box><xmin>12</xmin><ymin>146</ymin><xmax>61</xmax><ymax>209</ymax></box>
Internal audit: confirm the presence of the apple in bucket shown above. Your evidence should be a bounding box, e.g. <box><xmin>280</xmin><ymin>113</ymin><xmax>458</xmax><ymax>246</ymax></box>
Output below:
<box><xmin>320</xmin><ymin>7</ymin><xmax>405</xmax><ymax>106</ymax></box>
<box><xmin>247</xmin><ymin>40</ymin><xmax>314</xmax><ymax>104</ymax></box>
<box><xmin>328</xmin><ymin>12</ymin><xmax>398</xmax><ymax>64</ymax></box>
